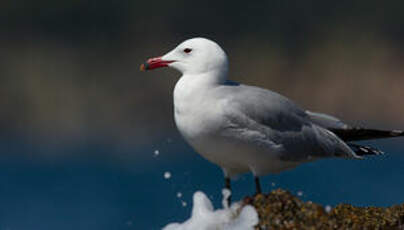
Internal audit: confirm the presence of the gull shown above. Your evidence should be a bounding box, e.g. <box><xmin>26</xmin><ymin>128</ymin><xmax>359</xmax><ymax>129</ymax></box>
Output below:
<box><xmin>140</xmin><ymin>37</ymin><xmax>404</xmax><ymax>199</ymax></box>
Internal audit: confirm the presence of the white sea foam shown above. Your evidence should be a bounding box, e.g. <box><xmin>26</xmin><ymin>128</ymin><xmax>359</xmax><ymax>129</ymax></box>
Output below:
<box><xmin>163</xmin><ymin>191</ymin><xmax>258</xmax><ymax>230</ymax></box>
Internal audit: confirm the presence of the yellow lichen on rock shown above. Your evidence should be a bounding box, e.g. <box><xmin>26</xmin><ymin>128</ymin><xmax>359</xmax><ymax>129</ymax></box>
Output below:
<box><xmin>242</xmin><ymin>189</ymin><xmax>404</xmax><ymax>230</ymax></box>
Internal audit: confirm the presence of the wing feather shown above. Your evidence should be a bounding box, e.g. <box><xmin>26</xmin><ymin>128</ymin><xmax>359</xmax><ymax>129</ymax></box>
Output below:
<box><xmin>217</xmin><ymin>84</ymin><xmax>358</xmax><ymax>160</ymax></box>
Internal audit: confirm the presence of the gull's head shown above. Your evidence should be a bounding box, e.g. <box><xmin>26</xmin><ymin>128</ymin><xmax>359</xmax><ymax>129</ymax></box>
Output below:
<box><xmin>140</xmin><ymin>38</ymin><xmax>228</xmax><ymax>76</ymax></box>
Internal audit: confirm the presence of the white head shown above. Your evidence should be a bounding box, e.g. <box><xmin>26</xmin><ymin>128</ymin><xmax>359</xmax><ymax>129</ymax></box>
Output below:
<box><xmin>141</xmin><ymin>38</ymin><xmax>228</xmax><ymax>79</ymax></box>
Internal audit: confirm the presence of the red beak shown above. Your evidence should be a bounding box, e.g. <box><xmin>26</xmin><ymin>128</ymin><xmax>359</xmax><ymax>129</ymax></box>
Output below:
<box><xmin>140</xmin><ymin>56</ymin><xmax>175</xmax><ymax>71</ymax></box>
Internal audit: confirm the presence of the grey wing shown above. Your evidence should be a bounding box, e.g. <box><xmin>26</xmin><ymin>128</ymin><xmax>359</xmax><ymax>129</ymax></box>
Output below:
<box><xmin>219</xmin><ymin>84</ymin><xmax>359</xmax><ymax>160</ymax></box>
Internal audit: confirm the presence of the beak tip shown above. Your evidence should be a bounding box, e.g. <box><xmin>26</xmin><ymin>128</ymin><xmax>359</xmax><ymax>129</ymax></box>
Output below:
<box><xmin>140</xmin><ymin>56</ymin><xmax>171</xmax><ymax>72</ymax></box>
<box><xmin>140</xmin><ymin>63</ymin><xmax>146</xmax><ymax>71</ymax></box>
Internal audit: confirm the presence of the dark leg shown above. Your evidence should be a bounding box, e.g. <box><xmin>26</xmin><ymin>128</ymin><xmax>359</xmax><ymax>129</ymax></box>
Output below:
<box><xmin>225</xmin><ymin>177</ymin><xmax>231</xmax><ymax>204</ymax></box>
<box><xmin>255</xmin><ymin>176</ymin><xmax>262</xmax><ymax>194</ymax></box>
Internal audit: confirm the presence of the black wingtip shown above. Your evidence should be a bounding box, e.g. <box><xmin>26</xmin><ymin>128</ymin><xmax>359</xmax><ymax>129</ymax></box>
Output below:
<box><xmin>390</xmin><ymin>130</ymin><xmax>404</xmax><ymax>136</ymax></box>
<box><xmin>330</xmin><ymin>128</ymin><xmax>404</xmax><ymax>141</ymax></box>
<box><xmin>348</xmin><ymin>143</ymin><xmax>385</xmax><ymax>156</ymax></box>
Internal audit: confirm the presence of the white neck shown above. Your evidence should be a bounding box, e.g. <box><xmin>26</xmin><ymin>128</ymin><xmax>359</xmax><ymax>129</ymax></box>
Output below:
<box><xmin>187</xmin><ymin>70</ymin><xmax>227</xmax><ymax>85</ymax></box>
<box><xmin>173</xmin><ymin>71</ymin><xmax>223</xmax><ymax>111</ymax></box>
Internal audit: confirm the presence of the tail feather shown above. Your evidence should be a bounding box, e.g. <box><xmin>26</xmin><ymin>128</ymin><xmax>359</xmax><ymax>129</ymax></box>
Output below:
<box><xmin>329</xmin><ymin>128</ymin><xmax>404</xmax><ymax>141</ymax></box>
<box><xmin>348</xmin><ymin>143</ymin><xmax>384</xmax><ymax>156</ymax></box>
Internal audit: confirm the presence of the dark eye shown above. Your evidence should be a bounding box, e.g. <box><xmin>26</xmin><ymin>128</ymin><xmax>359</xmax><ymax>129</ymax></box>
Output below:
<box><xmin>183</xmin><ymin>48</ymin><xmax>192</xmax><ymax>53</ymax></box>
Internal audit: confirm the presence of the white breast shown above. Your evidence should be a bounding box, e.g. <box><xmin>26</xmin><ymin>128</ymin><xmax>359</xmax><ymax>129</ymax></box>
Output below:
<box><xmin>173</xmin><ymin>75</ymin><xmax>223</xmax><ymax>141</ymax></box>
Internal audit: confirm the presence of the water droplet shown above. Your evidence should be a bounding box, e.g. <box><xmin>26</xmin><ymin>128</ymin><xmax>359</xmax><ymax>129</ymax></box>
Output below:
<box><xmin>164</xmin><ymin>171</ymin><xmax>171</xmax><ymax>179</ymax></box>
<box><xmin>297</xmin><ymin>191</ymin><xmax>303</xmax><ymax>196</ymax></box>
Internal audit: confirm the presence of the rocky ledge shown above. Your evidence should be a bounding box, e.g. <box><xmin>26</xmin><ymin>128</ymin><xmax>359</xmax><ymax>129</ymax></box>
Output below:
<box><xmin>242</xmin><ymin>189</ymin><xmax>404</xmax><ymax>230</ymax></box>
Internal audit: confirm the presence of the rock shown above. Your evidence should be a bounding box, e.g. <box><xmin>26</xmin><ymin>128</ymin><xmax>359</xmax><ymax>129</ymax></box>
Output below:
<box><xmin>242</xmin><ymin>188</ymin><xmax>404</xmax><ymax>230</ymax></box>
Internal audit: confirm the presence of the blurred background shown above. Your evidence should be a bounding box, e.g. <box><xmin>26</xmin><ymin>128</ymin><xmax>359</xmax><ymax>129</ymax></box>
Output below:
<box><xmin>1</xmin><ymin>0</ymin><xmax>404</xmax><ymax>229</ymax></box>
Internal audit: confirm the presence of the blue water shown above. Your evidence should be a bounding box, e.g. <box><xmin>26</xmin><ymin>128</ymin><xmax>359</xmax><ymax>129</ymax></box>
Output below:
<box><xmin>0</xmin><ymin>134</ymin><xmax>403</xmax><ymax>230</ymax></box>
